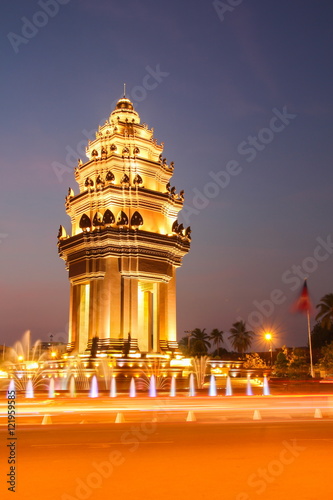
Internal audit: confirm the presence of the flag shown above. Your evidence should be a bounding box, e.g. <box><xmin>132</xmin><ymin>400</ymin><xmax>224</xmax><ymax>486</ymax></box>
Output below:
<box><xmin>292</xmin><ymin>280</ymin><xmax>312</xmax><ymax>314</ymax></box>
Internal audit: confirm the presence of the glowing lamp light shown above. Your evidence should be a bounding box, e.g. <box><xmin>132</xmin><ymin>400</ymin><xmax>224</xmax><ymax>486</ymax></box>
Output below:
<box><xmin>18</xmin><ymin>356</ymin><xmax>24</xmax><ymax>362</ymax></box>
<box><xmin>51</xmin><ymin>352</ymin><xmax>57</xmax><ymax>358</ymax></box>
<box><xmin>264</xmin><ymin>333</ymin><xmax>272</xmax><ymax>341</ymax></box>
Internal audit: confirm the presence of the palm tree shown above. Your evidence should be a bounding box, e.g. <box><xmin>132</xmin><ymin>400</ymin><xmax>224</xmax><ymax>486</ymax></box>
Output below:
<box><xmin>228</xmin><ymin>321</ymin><xmax>255</xmax><ymax>357</ymax></box>
<box><xmin>190</xmin><ymin>328</ymin><xmax>211</xmax><ymax>355</ymax></box>
<box><xmin>209</xmin><ymin>328</ymin><xmax>224</xmax><ymax>355</ymax></box>
<box><xmin>316</xmin><ymin>294</ymin><xmax>333</xmax><ymax>330</ymax></box>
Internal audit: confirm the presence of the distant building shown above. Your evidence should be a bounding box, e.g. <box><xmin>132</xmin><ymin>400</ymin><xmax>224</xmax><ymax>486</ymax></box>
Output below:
<box><xmin>39</xmin><ymin>342</ymin><xmax>67</xmax><ymax>354</ymax></box>
<box><xmin>58</xmin><ymin>95</ymin><xmax>190</xmax><ymax>354</ymax></box>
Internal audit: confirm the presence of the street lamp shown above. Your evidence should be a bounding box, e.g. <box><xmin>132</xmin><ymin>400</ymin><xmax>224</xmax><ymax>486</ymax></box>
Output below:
<box><xmin>264</xmin><ymin>333</ymin><xmax>273</xmax><ymax>366</ymax></box>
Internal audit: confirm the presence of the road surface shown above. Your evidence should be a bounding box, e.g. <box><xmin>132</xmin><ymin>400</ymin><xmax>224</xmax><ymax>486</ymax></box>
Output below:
<box><xmin>1</xmin><ymin>419</ymin><xmax>332</xmax><ymax>500</ymax></box>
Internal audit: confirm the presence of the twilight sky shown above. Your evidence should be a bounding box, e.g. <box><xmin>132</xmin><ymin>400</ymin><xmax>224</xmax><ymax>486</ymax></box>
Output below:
<box><xmin>1</xmin><ymin>0</ymin><xmax>332</xmax><ymax>350</ymax></box>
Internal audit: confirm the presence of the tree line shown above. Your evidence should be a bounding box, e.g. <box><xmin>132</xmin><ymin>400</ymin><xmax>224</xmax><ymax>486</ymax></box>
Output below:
<box><xmin>179</xmin><ymin>321</ymin><xmax>255</xmax><ymax>358</ymax></box>
<box><xmin>179</xmin><ymin>293</ymin><xmax>333</xmax><ymax>360</ymax></box>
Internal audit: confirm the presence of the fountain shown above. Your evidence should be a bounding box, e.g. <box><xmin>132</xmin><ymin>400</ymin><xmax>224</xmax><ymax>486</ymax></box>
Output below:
<box><xmin>25</xmin><ymin>379</ymin><xmax>34</xmax><ymax>398</ymax></box>
<box><xmin>9</xmin><ymin>330</ymin><xmax>45</xmax><ymax>364</ymax></box>
<box><xmin>61</xmin><ymin>375</ymin><xmax>68</xmax><ymax>391</ymax></box>
<box><xmin>4</xmin><ymin>331</ymin><xmax>49</xmax><ymax>395</ymax></box>
<box><xmin>48</xmin><ymin>377</ymin><xmax>55</xmax><ymax>398</ymax></box>
<box><xmin>64</xmin><ymin>359</ymin><xmax>90</xmax><ymax>392</ymax></box>
<box><xmin>263</xmin><ymin>375</ymin><xmax>270</xmax><ymax>396</ymax></box>
<box><xmin>89</xmin><ymin>375</ymin><xmax>99</xmax><ymax>398</ymax></box>
<box><xmin>69</xmin><ymin>375</ymin><xmax>76</xmax><ymax>398</ymax></box>
<box><xmin>149</xmin><ymin>375</ymin><xmax>157</xmax><ymax>397</ymax></box>
<box><xmin>192</xmin><ymin>356</ymin><xmax>208</xmax><ymax>390</ymax></box>
<box><xmin>110</xmin><ymin>377</ymin><xmax>117</xmax><ymax>397</ymax></box>
<box><xmin>246</xmin><ymin>375</ymin><xmax>253</xmax><ymax>396</ymax></box>
<box><xmin>170</xmin><ymin>376</ymin><xmax>176</xmax><ymax>397</ymax></box>
<box><xmin>98</xmin><ymin>358</ymin><xmax>116</xmax><ymax>391</ymax></box>
<box><xmin>189</xmin><ymin>373</ymin><xmax>195</xmax><ymax>397</ymax></box>
<box><xmin>129</xmin><ymin>377</ymin><xmax>136</xmax><ymax>397</ymax></box>
<box><xmin>225</xmin><ymin>375</ymin><xmax>232</xmax><ymax>396</ymax></box>
<box><xmin>7</xmin><ymin>379</ymin><xmax>15</xmax><ymax>396</ymax></box>
<box><xmin>209</xmin><ymin>374</ymin><xmax>217</xmax><ymax>396</ymax></box>
<box><xmin>139</xmin><ymin>360</ymin><xmax>169</xmax><ymax>393</ymax></box>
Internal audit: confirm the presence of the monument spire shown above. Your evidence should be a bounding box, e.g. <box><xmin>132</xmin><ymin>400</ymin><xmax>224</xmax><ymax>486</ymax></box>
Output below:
<box><xmin>58</xmin><ymin>94</ymin><xmax>191</xmax><ymax>354</ymax></box>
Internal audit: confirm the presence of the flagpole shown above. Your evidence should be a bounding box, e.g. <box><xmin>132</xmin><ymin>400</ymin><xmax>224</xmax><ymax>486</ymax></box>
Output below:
<box><xmin>307</xmin><ymin>309</ymin><xmax>314</xmax><ymax>378</ymax></box>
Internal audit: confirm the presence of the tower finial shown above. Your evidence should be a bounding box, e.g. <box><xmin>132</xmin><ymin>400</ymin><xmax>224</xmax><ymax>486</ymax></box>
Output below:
<box><xmin>123</xmin><ymin>83</ymin><xmax>126</xmax><ymax>98</ymax></box>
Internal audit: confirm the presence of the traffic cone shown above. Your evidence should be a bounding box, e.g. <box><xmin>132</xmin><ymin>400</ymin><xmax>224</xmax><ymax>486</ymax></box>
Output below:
<box><xmin>186</xmin><ymin>411</ymin><xmax>196</xmax><ymax>422</ymax></box>
<box><xmin>42</xmin><ymin>414</ymin><xmax>52</xmax><ymax>425</ymax></box>
<box><xmin>115</xmin><ymin>412</ymin><xmax>125</xmax><ymax>423</ymax></box>
<box><xmin>253</xmin><ymin>410</ymin><xmax>262</xmax><ymax>420</ymax></box>
<box><xmin>314</xmin><ymin>408</ymin><xmax>323</xmax><ymax>419</ymax></box>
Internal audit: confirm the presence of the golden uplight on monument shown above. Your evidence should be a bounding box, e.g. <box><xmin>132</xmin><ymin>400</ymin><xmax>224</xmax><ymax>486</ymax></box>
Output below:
<box><xmin>57</xmin><ymin>94</ymin><xmax>191</xmax><ymax>357</ymax></box>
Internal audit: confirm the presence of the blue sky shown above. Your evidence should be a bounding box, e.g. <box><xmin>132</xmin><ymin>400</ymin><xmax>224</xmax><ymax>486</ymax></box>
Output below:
<box><xmin>1</xmin><ymin>0</ymin><xmax>333</xmax><ymax>350</ymax></box>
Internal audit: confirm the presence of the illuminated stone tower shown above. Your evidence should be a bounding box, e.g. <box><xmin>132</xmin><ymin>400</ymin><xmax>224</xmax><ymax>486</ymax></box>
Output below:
<box><xmin>58</xmin><ymin>95</ymin><xmax>191</xmax><ymax>354</ymax></box>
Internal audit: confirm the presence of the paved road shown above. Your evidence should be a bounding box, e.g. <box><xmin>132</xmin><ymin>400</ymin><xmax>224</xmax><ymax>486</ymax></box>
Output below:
<box><xmin>1</xmin><ymin>420</ymin><xmax>332</xmax><ymax>500</ymax></box>
<box><xmin>1</xmin><ymin>394</ymin><xmax>333</xmax><ymax>425</ymax></box>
